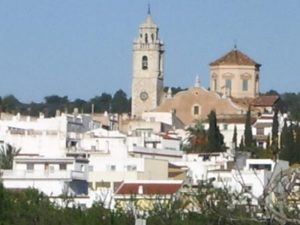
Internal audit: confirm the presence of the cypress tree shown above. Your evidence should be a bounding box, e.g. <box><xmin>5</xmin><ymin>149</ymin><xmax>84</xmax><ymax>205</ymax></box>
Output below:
<box><xmin>271</xmin><ymin>109</ymin><xmax>279</xmax><ymax>148</ymax></box>
<box><xmin>287</xmin><ymin>123</ymin><xmax>295</xmax><ymax>163</ymax></box>
<box><xmin>232</xmin><ymin>125</ymin><xmax>237</xmax><ymax>150</ymax></box>
<box><xmin>244</xmin><ymin>106</ymin><xmax>253</xmax><ymax>148</ymax></box>
<box><xmin>280</xmin><ymin>120</ymin><xmax>295</xmax><ymax>163</ymax></box>
<box><xmin>294</xmin><ymin>123</ymin><xmax>300</xmax><ymax>163</ymax></box>
<box><xmin>239</xmin><ymin>136</ymin><xmax>244</xmax><ymax>151</ymax></box>
<box><xmin>280</xmin><ymin>119</ymin><xmax>288</xmax><ymax>150</ymax></box>
<box><xmin>207</xmin><ymin>110</ymin><xmax>224</xmax><ymax>152</ymax></box>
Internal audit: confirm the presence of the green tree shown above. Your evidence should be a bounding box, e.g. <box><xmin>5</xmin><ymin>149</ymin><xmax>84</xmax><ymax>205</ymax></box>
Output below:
<box><xmin>44</xmin><ymin>95</ymin><xmax>70</xmax><ymax>117</ymax></box>
<box><xmin>1</xmin><ymin>95</ymin><xmax>20</xmax><ymax>113</ymax></box>
<box><xmin>244</xmin><ymin>107</ymin><xmax>253</xmax><ymax>148</ymax></box>
<box><xmin>0</xmin><ymin>144</ymin><xmax>21</xmax><ymax>169</ymax></box>
<box><xmin>271</xmin><ymin>110</ymin><xmax>280</xmax><ymax>159</ymax></box>
<box><xmin>294</xmin><ymin>123</ymin><xmax>300</xmax><ymax>163</ymax></box>
<box><xmin>185</xmin><ymin>120</ymin><xmax>207</xmax><ymax>153</ymax></box>
<box><xmin>111</xmin><ymin>89</ymin><xmax>130</xmax><ymax>113</ymax></box>
<box><xmin>207</xmin><ymin>111</ymin><xmax>224</xmax><ymax>152</ymax></box>
<box><xmin>280</xmin><ymin>121</ymin><xmax>295</xmax><ymax>163</ymax></box>
<box><xmin>281</xmin><ymin>92</ymin><xmax>300</xmax><ymax>121</ymax></box>
<box><xmin>232</xmin><ymin>125</ymin><xmax>237</xmax><ymax>150</ymax></box>
<box><xmin>272</xmin><ymin>109</ymin><xmax>279</xmax><ymax>147</ymax></box>
<box><xmin>90</xmin><ymin>93</ymin><xmax>112</xmax><ymax>113</ymax></box>
<box><xmin>239</xmin><ymin>136</ymin><xmax>244</xmax><ymax>150</ymax></box>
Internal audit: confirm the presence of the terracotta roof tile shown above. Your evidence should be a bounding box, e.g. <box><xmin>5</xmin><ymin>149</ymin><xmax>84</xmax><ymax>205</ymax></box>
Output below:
<box><xmin>210</xmin><ymin>49</ymin><xmax>261</xmax><ymax>67</ymax></box>
<box><xmin>251</xmin><ymin>95</ymin><xmax>279</xmax><ymax>106</ymax></box>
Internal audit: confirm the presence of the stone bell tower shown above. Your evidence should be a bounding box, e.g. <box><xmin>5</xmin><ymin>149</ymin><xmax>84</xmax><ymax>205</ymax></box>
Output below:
<box><xmin>131</xmin><ymin>8</ymin><xmax>165</xmax><ymax>118</ymax></box>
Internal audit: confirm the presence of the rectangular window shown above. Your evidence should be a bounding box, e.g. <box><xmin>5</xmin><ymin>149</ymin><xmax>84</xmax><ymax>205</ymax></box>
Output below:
<box><xmin>59</xmin><ymin>163</ymin><xmax>67</xmax><ymax>170</ymax></box>
<box><xmin>106</xmin><ymin>165</ymin><xmax>116</xmax><ymax>171</ymax></box>
<box><xmin>26</xmin><ymin>163</ymin><xmax>34</xmax><ymax>171</ymax></box>
<box><xmin>223</xmin><ymin>124</ymin><xmax>228</xmax><ymax>130</ymax></box>
<box><xmin>126</xmin><ymin>165</ymin><xmax>137</xmax><ymax>171</ymax></box>
<box><xmin>214</xmin><ymin>79</ymin><xmax>217</xmax><ymax>91</ymax></box>
<box><xmin>242</xmin><ymin>79</ymin><xmax>248</xmax><ymax>91</ymax></box>
<box><xmin>225</xmin><ymin>79</ymin><xmax>232</xmax><ymax>90</ymax></box>
<box><xmin>257</xmin><ymin>128</ymin><xmax>264</xmax><ymax>135</ymax></box>
<box><xmin>194</xmin><ymin>106</ymin><xmax>199</xmax><ymax>115</ymax></box>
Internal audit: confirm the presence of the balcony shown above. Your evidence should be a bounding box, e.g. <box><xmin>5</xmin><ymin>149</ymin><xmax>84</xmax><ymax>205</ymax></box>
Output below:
<box><xmin>1</xmin><ymin>169</ymin><xmax>87</xmax><ymax>181</ymax></box>
<box><xmin>71</xmin><ymin>170</ymin><xmax>87</xmax><ymax>180</ymax></box>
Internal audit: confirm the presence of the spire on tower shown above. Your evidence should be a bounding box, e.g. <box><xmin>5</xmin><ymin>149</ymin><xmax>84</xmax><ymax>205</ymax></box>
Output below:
<box><xmin>233</xmin><ymin>39</ymin><xmax>238</xmax><ymax>50</ymax></box>
<box><xmin>194</xmin><ymin>75</ymin><xmax>200</xmax><ymax>88</ymax></box>
<box><xmin>147</xmin><ymin>3</ymin><xmax>151</xmax><ymax>15</ymax></box>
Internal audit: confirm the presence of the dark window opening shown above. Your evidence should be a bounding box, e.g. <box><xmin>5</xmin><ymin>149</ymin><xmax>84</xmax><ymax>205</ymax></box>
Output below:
<box><xmin>142</xmin><ymin>56</ymin><xmax>148</xmax><ymax>70</ymax></box>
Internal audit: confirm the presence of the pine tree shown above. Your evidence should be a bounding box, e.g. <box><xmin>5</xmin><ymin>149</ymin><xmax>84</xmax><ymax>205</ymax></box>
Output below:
<box><xmin>207</xmin><ymin>110</ymin><xmax>224</xmax><ymax>152</ymax></box>
<box><xmin>244</xmin><ymin>106</ymin><xmax>253</xmax><ymax>148</ymax></box>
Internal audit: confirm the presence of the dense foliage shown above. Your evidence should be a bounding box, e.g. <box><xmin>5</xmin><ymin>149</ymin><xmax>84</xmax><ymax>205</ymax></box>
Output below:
<box><xmin>184</xmin><ymin>111</ymin><xmax>225</xmax><ymax>153</ymax></box>
<box><xmin>0</xmin><ymin>89</ymin><xmax>300</xmax><ymax>118</ymax></box>
<box><xmin>0</xmin><ymin>182</ymin><xmax>284</xmax><ymax>225</ymax></box>
<box><xmin>0</xmin><ymin>89</ymin><xmax>131</xmax><ymax>117</ymax></box>
<box><xmin>0</xmin><ymin>184</ymin><xmax>134</xmax><ymax>225</ymax></box>
<box><xmin>207</xmin><ymin>111</ymin><xmax>225</xmax><ymax>152</ymax></box>
<box><xmin>279</xmin><ymin>120</ymin><xmax>300</xmax><ymax>164</ymax></box>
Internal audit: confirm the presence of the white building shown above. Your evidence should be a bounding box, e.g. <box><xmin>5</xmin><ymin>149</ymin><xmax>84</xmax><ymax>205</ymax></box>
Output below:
<box><xmin>0</xmin><ymin>112</ymin><xmax>100</xmax><ymax>157</ymax></box>
<box><xmin>207</xmin><ymin>159</ymin><xmax>289</xmax><ymax>201</ymax></box>
<box><xmin>1</xmin><ymin>156</ymin><xmax>89</xmax><ymax>197</ymax></box>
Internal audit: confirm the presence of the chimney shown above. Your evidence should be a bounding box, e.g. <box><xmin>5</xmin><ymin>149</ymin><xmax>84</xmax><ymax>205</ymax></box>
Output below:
<box><xmin>73</xmin><ymin>108</ymin><xmax>78</xmax><ymax>117</ymax></box>
<box><xmin>138</xmin><ymin>185</ymin><xmax>143</xmax><ymax>194</ymax></box>
<box><xmin>39</xmin><ymin>112</ymin><xmax>44</xmax><ymax>119</ymax></box>
<box><xmin>56</xmin><ymin>110</ymin><xmax>61</xmax><ymax>117</ymax></box>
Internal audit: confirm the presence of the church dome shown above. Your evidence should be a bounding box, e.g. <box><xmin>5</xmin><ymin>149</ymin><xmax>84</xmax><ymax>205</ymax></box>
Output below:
<box><xmin>210</xmin><ymin>49</ymin><xmax>261</xmax><ymax>67</ymax></box>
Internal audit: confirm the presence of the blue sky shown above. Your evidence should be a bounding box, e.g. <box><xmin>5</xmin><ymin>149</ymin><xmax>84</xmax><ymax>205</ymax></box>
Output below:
<box><xmin>0</xmin><ymin>1</ymin><xmax>299</xmax><ymax>102</ymax></box>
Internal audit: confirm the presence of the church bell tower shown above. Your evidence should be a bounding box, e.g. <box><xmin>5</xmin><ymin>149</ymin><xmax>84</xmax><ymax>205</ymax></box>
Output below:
<box><xmin>131</xmin><ymin>9</ymin><xmax>165</xmax><ymax>118</ymax></box>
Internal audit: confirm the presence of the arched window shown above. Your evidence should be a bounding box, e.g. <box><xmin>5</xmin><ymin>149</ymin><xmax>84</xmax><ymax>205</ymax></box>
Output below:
<box><xmin>145</xmin><ymin>33</ymin><xmax>148</xmax><ymax>43</ymax></box>
<box><xmin>194</xmin><ymin>106</ymin><xmax>199</xmax><ymax>115</ymax></box>
<box><xmin>142</xmin><ymin>56</ymin><xmax>148</xmax><ymax>70</ymax></box>
<box><xmin>214</xmin><ymin>79</ymin><xmax>217</xmax><ymax>91</ymax></box>
<box><xmin>151</xmin><ymin>33</ymin><xmax>154</xmax><ymax>42</ymax></box>
<box><xmin>242</xmin><ymin>79</ymin><xmax>248</xmax><ymax>91</ymax></box>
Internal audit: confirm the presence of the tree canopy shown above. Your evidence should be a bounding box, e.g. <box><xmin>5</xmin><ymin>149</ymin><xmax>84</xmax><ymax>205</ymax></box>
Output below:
<box><xmin>0</xmin><ymin>89</ymin><xmax>131</xmax><ymax>117</ymax></box>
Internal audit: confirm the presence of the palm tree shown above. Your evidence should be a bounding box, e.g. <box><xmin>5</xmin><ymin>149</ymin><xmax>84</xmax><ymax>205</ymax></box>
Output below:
<box><xmin>185</xmin><ymin>120</ymin><xmax>207</xmax><ymax>153</ymax></box>
<box><xmin>0</xmin><ymin>143</ymin><xmax>21</xmax><ymax>169</ymax></box>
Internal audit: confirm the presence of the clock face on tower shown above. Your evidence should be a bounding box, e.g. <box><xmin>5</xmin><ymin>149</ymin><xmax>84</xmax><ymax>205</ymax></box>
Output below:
<box><xmin>140</xmin><ymin>91</ymin><xmax>149</xmax><ymax>101</ymax></box>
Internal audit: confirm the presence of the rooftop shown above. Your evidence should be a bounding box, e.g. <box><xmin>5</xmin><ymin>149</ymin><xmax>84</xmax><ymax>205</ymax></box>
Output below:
<box><xmin>210</xmin><ymin>49</ymin><xmax>261</xmax><ymax>67</ymax></box>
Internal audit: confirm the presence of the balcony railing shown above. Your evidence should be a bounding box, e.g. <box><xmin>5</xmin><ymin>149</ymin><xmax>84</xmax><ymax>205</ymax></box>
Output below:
<box><xmin>1</xmin><ymin>169</ymin><xmax>87</xmax><ymax>181</ymax></box>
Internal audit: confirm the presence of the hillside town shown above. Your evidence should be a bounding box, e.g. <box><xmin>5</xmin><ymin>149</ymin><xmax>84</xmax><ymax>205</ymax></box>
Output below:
<box><xmin>1</xmin><ymin>10</ymin><xmax>300</xmax><ymax>225</ymax></box>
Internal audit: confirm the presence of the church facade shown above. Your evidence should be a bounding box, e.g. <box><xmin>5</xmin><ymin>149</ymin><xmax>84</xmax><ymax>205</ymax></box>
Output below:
<box><xmin>131</xmin><ymin>12</ymin><xmax>164</xmax><ymax>118</ymax></box>
<box><xmin>131</xmin><ymin>12</ymin><xmax>277</xmax><ymax>126</ymax></box>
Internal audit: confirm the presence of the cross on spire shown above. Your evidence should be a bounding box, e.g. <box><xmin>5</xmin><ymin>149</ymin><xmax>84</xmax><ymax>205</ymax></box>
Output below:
<box><xmin>147</xmin><ymin>3</ymin><xmax>151</xmax><ymax>15</ymax></box>
<box><xmin>233</xmin><ymin>39</ymin><xmax>238</xmax><ymax>50</ymax></box>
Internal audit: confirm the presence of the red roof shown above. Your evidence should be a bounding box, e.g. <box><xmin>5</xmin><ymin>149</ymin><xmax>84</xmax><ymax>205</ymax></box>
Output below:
<box><xmin>251</xmin><ymin>95</ymin><xmax>279</xmax><ymax>106</ymax></box>
<box><xmin>115</xmin><ymin>181</ymin><xmax>182</xmax><ymax>195</ymax></box>
<box><xmin>210</xmin><ymin>49</ymin><xmax>260</xmax><ymax>67</ymax></box>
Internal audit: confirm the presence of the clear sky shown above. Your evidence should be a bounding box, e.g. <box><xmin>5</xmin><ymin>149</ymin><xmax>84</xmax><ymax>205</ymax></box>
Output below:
<box><xmin>0</xmin><ymin>1</ymin><xmax>299</xmax><ymax>103</ymax></box>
